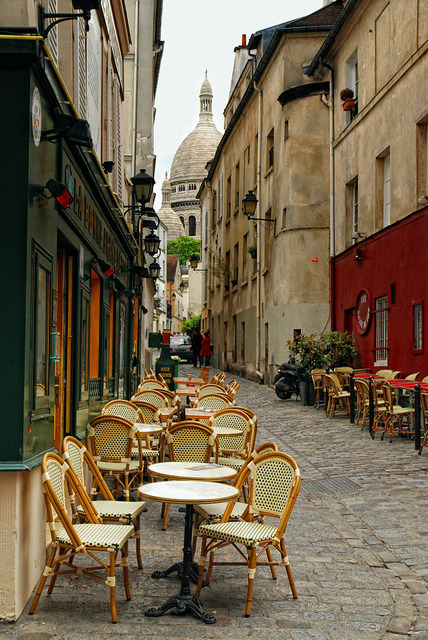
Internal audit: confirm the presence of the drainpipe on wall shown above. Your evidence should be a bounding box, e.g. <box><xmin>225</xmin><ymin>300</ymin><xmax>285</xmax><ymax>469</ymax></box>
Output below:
<box><xmin>320</xmin><ymin>59</ymin><xmax>335</xmax><ymax>330</ymax></box>
<box><xmin>131</xmin><ymin>0</ymin><xmax>139</xmax><ymax>175</ymax></box>
<box><xmin>253</xmin><ymin>79</ymin><xmax>263</xmax><ymax>377</ymax></box>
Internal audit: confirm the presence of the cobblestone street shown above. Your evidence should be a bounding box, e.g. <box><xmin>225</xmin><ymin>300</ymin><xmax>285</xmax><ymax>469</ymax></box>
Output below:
<box><xmin>2</xmin><ymin>365</ymin><xmax>428</xmax><ymax>640</ymax></box>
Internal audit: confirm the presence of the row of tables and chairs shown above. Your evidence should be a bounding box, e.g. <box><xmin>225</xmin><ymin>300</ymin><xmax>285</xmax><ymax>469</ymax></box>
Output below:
<box><xmin>31</xmin><ymin>369</ymin><xmax>302</xmax><ymax>625</ymax></box>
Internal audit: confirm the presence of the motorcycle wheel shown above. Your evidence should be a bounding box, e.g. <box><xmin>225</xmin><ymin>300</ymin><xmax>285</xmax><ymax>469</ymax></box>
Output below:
<box><xmin>275</xmin><ymin>386</ymin><xmax>292</xmax><ymax>400</ymax></box>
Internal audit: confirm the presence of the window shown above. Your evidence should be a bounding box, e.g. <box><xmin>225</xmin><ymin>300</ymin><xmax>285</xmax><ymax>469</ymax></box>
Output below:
<box><xmin>188</xmin><ymin>215</ymin><xmax>196</xmax><ymax>236</ymax></box>
<box><xmin>347</xmin><ymin>176</ymin><xmax>359</xmax><ymax>244</ymax></box>
<box><xmin>383</xmin><ymin>151</ymin><xmax>391</xmax><ymax>227</ymax></box>
<box><xmin>89</xmin><ymin>268</ymin><xmax>101</xmax><ymax>400</ymax></box>
<box><xmin>80</xmin><ymin>292</ymin><xmax>90</xmax><ymax>403</ymax></box>
<box><xmin>282</xmin><ymin>207</ymin><xmax>287</xmax><ymax>230</ymax></box>
<box><xmin>242</xmin><ymin>232</ymin><xmax>248</xmax><ymax>274</ymax></box>
<box><xmin>218</xmin><ymin>174</ymin><xmax>223</xmax><ymax>219</ymax></box>
<box><xmin>374</xmin><ymin>295</ymin><xmax>388</xmax><ymax>365</ymax></box>
<box><xmin>178</xmin><ymin>184</ymin><xmax>186</xmax><ymax>192</ymax></box>
<box><xmin>188</xmin><ymin>183</ymin><xmax>196</xmax><ymax>191</ymax></box>
<box><xmin>267</xmin><ymin>128</ymin><xmax>274</xmax><ymax>169</ymax></box>
<box><xmin>416</xmin><ymin>119</ymin><xmax>428</xmax><ymax>201</ymax></box>
<box><xmin>233</xmin><ymin>242</ymin><xmax>239</xmax><ymax>285</ymax></box>
<box><xmin>234</xmin><ymin>162</ymin><xmax>240</xmax><ymax>211</ymax></box>
<box><xmin>32</xmin><ymin>244</ymin><xmax>52</xmax><ymax>409</ymax></box>
<box><xmin>284</xmin><ymin>120</ymin><xmax>289</xmax><ymax>140</ymax></box>
<box><xmin>245</xmin><ymin>145</ymin><xmax>251</xmax><ymax>164</ymax></box>
<box><xmin>225</xmin><ymin>251</ymin><xmax>230</xmax><ymax>291</ymax></box>
<box><xmin>413</xmin><ymin>303</ymin><xmax>423</xmax><ymax>352</ymax></box>
<box><xmin>264</xmin><ymin>209</ymin><xmax>272</xmax><ymax>269</ymax></box>
<box><xmin>171</xmin><ymin>186</ymin><xmax>176</xmax><ymax>193</ymax></box>
<box><xmin>241</xmin><ymin>322</ymin><xmax>246</xmax><ymax>363</ymax></box>
<box><xmin>345</xmin><ymin>50</ymin><xmax>358</xmax><ymax>122</ymax></box>
<box><xmin>118</xmin><ymin>302</ymin><xmax>126</xmax><ymax>398</ymax></box>
<box><xmin>253</xmin><ymin>134</ymin><xmax>258</xmax><ymax>185</ymax></box>
<box><xmin>212</xmin><ymin>189</ymin><xmax>217</xmax><ymax>227</ymax></box>
<box><xmin>226</xmin><ymin>175</ymin><xmax>231</xmax><ymax>219</ymax></box>
<box><xmin>179</xmin><ymin>215</ymin><xmax>185</xmax><ymax>229</ymax></box>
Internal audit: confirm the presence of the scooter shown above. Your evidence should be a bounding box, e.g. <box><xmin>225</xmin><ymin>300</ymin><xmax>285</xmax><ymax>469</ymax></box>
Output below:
<box><xmin>274</xmin><ymin>362</ymin><xmax>300</xmax><ymax>400</ymax></box>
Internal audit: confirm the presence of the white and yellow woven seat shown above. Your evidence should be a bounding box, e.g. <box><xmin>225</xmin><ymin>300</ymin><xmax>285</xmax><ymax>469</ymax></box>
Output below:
<box><xmin>29</xmin><ymin>452</ymin><xmax>133</xmax><ymax>623</ymax></box>
<box><xmin>194</xmin><ymin>500</ymin><xmax>248</xmax><ymax>523</ymax></box>
<box><xmin>63</xmin><ymin>436</ymin><xmax>146</xmax><ymax>569</ymax></box>
<box><xmin>195</xmin><ymin>451</ymin><xmax>301</xmax><ymax>617</ymax></box>
<box><xmin>56</xmin><ymin>522</ymin><xmax>134</xmax><ymax>550</ymax></box>
<box><xmin>102</xmin><ymin>399</ymin><xmax>144</xmax><ymax>423</ymax></box>
<box><xmin>381</xmin><ymin>382</ymin><xmax>415</xmax><ymax>442</ymax></box>
<box><xmin>96</xmin><ymin>459</ymin><xmax>142</xmax><ymax>472</ymax></box>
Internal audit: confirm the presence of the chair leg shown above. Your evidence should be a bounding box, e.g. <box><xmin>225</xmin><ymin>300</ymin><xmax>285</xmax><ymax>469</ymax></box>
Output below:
<box><xmin>134</xmin><ymin>516</ymin><xmax>143</xmax><ymax>570</ymax></box>
<box><xmin>47</xmin><ymin>545</ymin><xmax>65</xmax><ymax>594</ymax></box>
<box><xmin>245</xmin><ymin>547</ymin><xmax>257</xmax><ymax>617</ymax></box>
<box><xmin>205</xmin><ymin>550</ymin><xmax>215</xmax><ymax>585</ymax></box>
<box><xmin>195</xmin><ymin>536</ymin><xmax>207</xmax><ymax>597</ymax></box>
<box><xmin>29</xmin><ymin>546</ymin><xmax>57</xmax><ymax>614</ymax></box>
<box><xmin>109</xmin><ymin>550</ymin><xmax>117</xmax><ymax>623</ymax></box>
<box><xmin>162</xmin><ymin>503</ymin><xmax>170</xmax><ymax>530</ymax></box>
<box><xmin>122</xmin><ymin>543</ymin><xmax>131</xmax><ymax>601</ymax></box>
<box><xmin>266</xmin><ymin>546</ymin><xmax>277</xmax><ymax>580</ymax></box>
<box><xmin>280</xmin><ymin>539</ymin><xmax>297</xmax><ymax>598</ymax></box>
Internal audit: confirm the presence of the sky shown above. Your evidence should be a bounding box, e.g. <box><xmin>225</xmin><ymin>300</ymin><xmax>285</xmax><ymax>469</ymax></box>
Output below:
<box><xmin>153</xmin><ymin>0</ymin><xmax>325</xmax><ymax>206</ymax></box>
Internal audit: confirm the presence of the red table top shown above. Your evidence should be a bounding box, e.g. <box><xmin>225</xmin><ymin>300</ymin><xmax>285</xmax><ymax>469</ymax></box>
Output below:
<box><xmin>389</xmin><ymin>380</ymin><xmax>428</xmax><ymax>390</ymax></box>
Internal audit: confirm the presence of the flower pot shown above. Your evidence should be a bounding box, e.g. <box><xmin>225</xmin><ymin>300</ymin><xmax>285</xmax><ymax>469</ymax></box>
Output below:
<box><xmin>300</xmin><ymin>379</ymin><xmax>316</xmax><ymax>406</ymax></box>
<box><xmin>249</xmin><ymin>249</ymin><xmax>257</xmax><ymax>259</ymax></box>
<box><xmin>342</xmin><ymin>98</ymin><xmax>355</xmax><ymax>112</ymax></box>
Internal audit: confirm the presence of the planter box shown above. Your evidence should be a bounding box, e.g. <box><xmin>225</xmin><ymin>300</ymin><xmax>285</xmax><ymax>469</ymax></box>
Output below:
<box><xmin>300</xmin><ymin>379</ymin><xmax>316</xmax><ymax>406</ymax></box>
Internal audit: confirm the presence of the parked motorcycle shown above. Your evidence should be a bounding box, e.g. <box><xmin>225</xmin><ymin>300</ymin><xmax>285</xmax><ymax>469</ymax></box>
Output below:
<box><xmin>274</xmin><ymin>362</ymin><xmax>300</xmax><ymax>400</ymax></box>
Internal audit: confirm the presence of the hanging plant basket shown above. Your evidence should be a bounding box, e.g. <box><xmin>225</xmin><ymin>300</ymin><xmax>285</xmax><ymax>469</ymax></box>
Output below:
<box><xmin>248</xmin><ymin>245</ymin><xmax>257</xmax><ymax>259</ymax></box>
<box><xmin>342</xmin><ymin>98</ymin><xmax>356</xmax><ymax>111</ymax></box>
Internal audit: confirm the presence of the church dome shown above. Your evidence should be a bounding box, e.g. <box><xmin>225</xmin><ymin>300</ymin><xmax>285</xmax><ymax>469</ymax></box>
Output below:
<box><xmin>156</xmin><ymin>172</ymin><xmax>185</xmax><ymax>240</ymax></box>
<box><xmin>170</xmin><ymin>72</ymin><xmax>222</xmax><ymax>186</ymax></box>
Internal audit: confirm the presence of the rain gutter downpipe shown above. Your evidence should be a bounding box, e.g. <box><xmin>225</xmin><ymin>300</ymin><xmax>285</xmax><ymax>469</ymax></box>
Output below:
<box><xmin>320</xmin><ymin>58</ymin><xmax>336</xmax><ymax>330</ymax></box>
<box><xmin>254</xmin><ymin>78</ymin><xmax>263</xmax><ymax>377</ymax></box>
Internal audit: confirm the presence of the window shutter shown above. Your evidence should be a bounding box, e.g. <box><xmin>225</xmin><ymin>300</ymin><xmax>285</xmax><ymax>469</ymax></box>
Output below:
<box><xmin>76</xmin><ymin>18</ymin><xmax>87</xmax><ymax>118</ymax></box>
<box><xmin>113</xmin><ymin>77</ymin><xmax>123</xmax><ymax>202</ymax></box>
<box><xmin>46</xmin><ymin>0</ymin><xmax>58</xmax><ymax>65</ymax></box>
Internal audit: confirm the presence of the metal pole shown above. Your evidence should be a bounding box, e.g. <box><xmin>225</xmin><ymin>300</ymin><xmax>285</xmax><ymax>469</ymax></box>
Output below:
<box><xmin>414</xmin><ymin>384</ymin><xmax>421</xmax><ymax>451</ymax></box>
<box><xmin>349</xmin><ymin>372</ymin><xmax>355</xmax><ymax>424</ymax></box>
<box><xmin>368</xmin><ymin>376</ymin><xmax>374</xmax><ymax>436</ymax></box>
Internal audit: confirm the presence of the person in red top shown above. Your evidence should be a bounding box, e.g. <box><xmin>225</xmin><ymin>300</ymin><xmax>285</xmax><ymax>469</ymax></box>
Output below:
<box><xmin>199</xmin><ymin>332</ymin><xmax>212</xmax><ymax>366</ymax></box>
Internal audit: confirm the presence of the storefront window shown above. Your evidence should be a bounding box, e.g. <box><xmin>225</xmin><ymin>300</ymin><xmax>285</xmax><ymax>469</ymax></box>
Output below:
<box><xmin>118</xmin><ymin>302</ymin><xmax>126</xmax><ymax>398</ymax></box>
<box><xmin>89</xmin><ymin>269</ymin><xmax>101</xmax><ymax>400</ymax></box>
<box><xmin>36</xmin><ymin>265</ymin><xmax>50</xmax><ymax>398</ymax></box>
<box><xmin>413</xmin><ymin>303</ymin><xmax>423</xmax><ymax>351</ymax></box>
<box><xmin>80</xmin><ymin>294</ymin><xmax>90</xmax><ymax>402</ymax></box>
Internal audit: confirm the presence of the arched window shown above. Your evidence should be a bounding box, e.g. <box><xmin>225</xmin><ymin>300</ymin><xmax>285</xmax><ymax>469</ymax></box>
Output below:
<box><xmin>189</xmin><ymin>215</ymin><xmax>196</xmax><ymax>236</ymax></box>
<box><xmin>179</xmin><ymin>216</ymin><xmax>185</xmax><ymax>229</ymax></box>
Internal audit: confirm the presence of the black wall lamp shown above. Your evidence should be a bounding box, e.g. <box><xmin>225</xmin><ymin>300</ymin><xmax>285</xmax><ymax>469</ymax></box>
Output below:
<box><xmin>45</xmin><ymin>179</ymin><xmax>73</xmax><ymax>209</ymax></box>
<box><xmin>42</xmin><ymin>111</ymin><xmax>93</xmax><ymax>148</ymax></box>
<box><xmin>242</xmin><ymin>190</ymin><xmax>276</xmax><ymax>230</ymax></box>
<box><xmin>93</xmin><ymin>257</ymin><xmax>114</xmax><ymax>276</ymax></box>
<box><xmin>132</xmin><ymin>261</ymin><xmax>161</xmax><ymax>280</ymax></box>
<box><xmin>178</xmin><ymin>281</ymin><xmax>185</xmax><ymax>293</ymax></box>
<box><xmin>102</xmin><ymin>161</ymin><xmax>115</xmax><ymax>174</ymax></box>
<box><xmin>38</xmin><ymin>0</ymin><xmax>100</xmax><ymax>38</ymax></box>
<box><xmin>144</xmin><ymin>231</ymin><xmax>161</xmax><ymax>256</ymax></box>
<box><xmin>122</xmin><ymin>169</ymin><xmax>156</xmax><ymax>237</ymax></box>
<box><xmin>189</xmin><ymin>255</ymin><xmax>208</xmax><ymax>272</ymax></box>
<box><xmin>148</xmin><ymin>261</ymin><xmax>161</xmax><ymax>279</ymax></box>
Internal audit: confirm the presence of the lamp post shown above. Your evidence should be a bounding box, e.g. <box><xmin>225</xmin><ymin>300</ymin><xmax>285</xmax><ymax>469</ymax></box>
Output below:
<box><xmin>129</xmin><ymin>169</ymin><xmax>155</xmax><ymax>236</ymax></box>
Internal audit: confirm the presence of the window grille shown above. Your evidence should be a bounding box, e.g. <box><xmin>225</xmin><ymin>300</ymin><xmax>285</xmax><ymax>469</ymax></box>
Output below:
<box><xmin>374</xmin><ymin>295</ymin><xmax>388</xmax><ymax>365</ymax></box>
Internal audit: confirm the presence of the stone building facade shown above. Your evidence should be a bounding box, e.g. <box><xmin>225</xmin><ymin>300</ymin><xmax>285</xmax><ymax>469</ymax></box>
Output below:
<box><xmin>198</xmin><ymin>2</ymin><xmax>343</xmax><ymax>382</ymax></box>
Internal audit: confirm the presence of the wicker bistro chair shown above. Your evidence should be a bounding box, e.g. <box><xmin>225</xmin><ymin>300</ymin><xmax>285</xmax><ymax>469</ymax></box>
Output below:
<box><xmin>370</xmin><ymin>379</ymin><xmax>388</xmax><ymax>439</ymax></box>
<box><xmin>418</xmin><ymin>392</ymin><xmax>428</xmax><ymax>454</ymax></box>
<box><xmin>194</xmin><ymin>393</ymin><xmax>235</xmax><ymax>412</ymax></box>
<box><xmin>195</xmin><ymin>451</ymin><xmax>301</xmax><ymax>617</ymax></box>
<box><xmin>137</xmin><ymin>379</ymin><xmax>168</xmax><ymax>391</ymax></box>
<box><xmin>128</xmin><ymin>401</ymin><xmax>165</xmax><ymax>464</ymax></box>
<box><xmin>324</xmin><ymin>374</ymin><xmax>350</xmax><ymax>418</ymax></box>
<box><xmin>381</xmin><ymin>381</ymin><xmax>415</xmax><ymax>442</ymax></box>
<box><xmin>310</xmin><ymin>370</ymin><xmax>324</xmax><ymax>408</ymax></box>
<box><xmin>29</xmin><ymin>453</ymin><xmax>134</xmax><ymax>623</ymax></box>
<box><xmin>160</xmin><ymin>421</ymin><xmax>219</xmax><ymax>531</ymax></box>
<box><xmin>208</xmin><ymin>408</ymin><xmax>257</xmax><ymax>472</ymax></box>
<box><xmin>354</xmin><ymin>379</ymin><xmax>371</xmax><ymax>430</ymax></box>
<box><xmin>196</xmin><ymin>383</ymin><xmax>226</xmax><ymax>398</ymax></box>
<box><xmin>130</xmin><ymin>389</ymin><xmax>169</xmax><ymax>408</ymax></box>
<box><xmin>211</xmin><ymin>372</ymin><xmax>226</xmax><ymax>385</ymax></box>
<box><xmin>87</xmin><ymin>415</ymin><xmax>144</xmax><ymax>501</ymax></box>
<box><xmin>62</xmin><ymin>436</ymin><xmax>145</xmax><ymax>569</ymax></box>
<box><xmin>397</xmin><ymin>373</ymin><xmax>420</xmax><ymax>406</ymax></box>
<box><xmin>102</xmin><ymin>399</ymin><xmax>144</xmax><ymax>424</ymax></box>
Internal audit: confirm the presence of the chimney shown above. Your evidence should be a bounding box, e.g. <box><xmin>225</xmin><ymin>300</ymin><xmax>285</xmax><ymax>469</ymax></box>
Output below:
<box><xmin>242</xmin><ymin>34</ymin><xmax>246</xmax><ymax>46</ymax></box>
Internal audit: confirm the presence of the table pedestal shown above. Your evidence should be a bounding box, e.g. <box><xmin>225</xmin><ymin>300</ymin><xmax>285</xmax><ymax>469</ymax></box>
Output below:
<box><xmin>146</xmin><ymin>504</ymin><xmax>215</xmax><ymax>624</ymax></box>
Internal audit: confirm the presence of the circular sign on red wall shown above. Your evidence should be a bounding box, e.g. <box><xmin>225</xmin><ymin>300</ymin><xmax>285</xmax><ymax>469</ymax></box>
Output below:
<box><xmin>355</xmin><ymin>289</ymin><xmax>372</xmax><ymax>335</ymax></box>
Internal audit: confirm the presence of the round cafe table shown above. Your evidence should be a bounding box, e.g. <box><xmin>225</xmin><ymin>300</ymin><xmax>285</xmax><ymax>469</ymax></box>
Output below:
<box><xmin>148</xmin><ymin>460</ymin><xmax>236</xmax><ymax>482</ymax></box>
<box><xmin>139</xmin><ymin>480</ymin><xmax>239</xmax><ymax>624</ymax></box>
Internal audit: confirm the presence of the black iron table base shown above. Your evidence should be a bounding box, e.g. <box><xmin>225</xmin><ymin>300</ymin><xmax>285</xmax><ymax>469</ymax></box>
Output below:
<box><xmin>146</xmin><ymin>504</ymin><xmax>214</xmax><ymax>623</ymax></box>
<box><xmin>152</xmin><ymin>560</ymin><xmax>204</xmax><ymax>585</ymax></box>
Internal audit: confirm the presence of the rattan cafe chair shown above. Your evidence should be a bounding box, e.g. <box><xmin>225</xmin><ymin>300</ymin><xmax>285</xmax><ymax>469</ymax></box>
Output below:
<box><xmin>160</xmin><ymin>421</ymin><xmax>219</xmax><ymax>531</ymax></box>
<box><xmin>194</xmin><ymin>393</ymin><xmax>234</xmax><ymax>411</ymax></box>
<box><xmin>130</xmin><ymin>389</ymin><xmax>169</xmax><ymax>408</ymax></box>
<box><xmin>87</xmin><ymin>414</ymin><xmax>144</xmax><ymax>501</ymax></box>
<box><xmin>196</xmin><ymin>383</ymin><xmax>226</xmax><ymax>398</ymax></box>
<box><xmin>137</xmin><ymin>379</ymin><xmax>168</xmax><ymax>391</ymax></box>
<box><xmin>102</xmin><ymin>399</ymin><xmax>144</xmax><ymax>424</ymax></box>
<box><xmin>418</xmin><ymin>392</ymin><xmax>428</xmax><ymax>454</ymax></box>
<box><xmin>324</xmin><ymin>374</ymin><xmax>350</xmax><ymax>418</ymax></box>
<box><xmin>62</xmin><ymin>436</ymin><xmax>145</xmax><ymax>569</ymax></box>
<box><xmin>208</xmin><ymin>408</ymin><xmax>257</xmax><ymax>472</ymax></box>
<box><xmin>381</xmin><ymin>381</ymin><xmax>415</xmax><ymax>442</ymax></box>
<box><xmin>354</xmin><ymin>379</ymin><xmax>370</xmax><ymax>430</ymax></box>
<box><xmin>195</xmin><ymin>451</ymin><xmax>300</xmax><ymax>617</ymax></box>
<box><xmin>29</xmin><ymin>452</ymin><xmax>134</xmax><ymax>623</ymax></box>
<box><xmin>371</xmin><ymin>378</ymin><xmax>388</xmax><ymax>439</ymax></box>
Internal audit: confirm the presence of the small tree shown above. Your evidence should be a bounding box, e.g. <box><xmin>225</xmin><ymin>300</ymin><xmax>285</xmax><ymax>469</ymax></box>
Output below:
<box><xmin>167</xmin><ymin>236</ymin><xmax>200</xmax><ymax>265</ymax></box>
<box><xmin>181</xmin><ymin>314</ymin><xmax>201</xmax><ymax>336</ymax></box>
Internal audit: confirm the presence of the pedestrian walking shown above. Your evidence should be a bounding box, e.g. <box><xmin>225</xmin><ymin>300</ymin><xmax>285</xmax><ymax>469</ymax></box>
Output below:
<box><xmin>199</xmin><ymin>331</ymin><xmax>212</xmax><ymax>366</ymax></box>
<box><xmin>191</xmin><ymin>327</ymin><xmax>202</xmax><ymax>367</ymax></box>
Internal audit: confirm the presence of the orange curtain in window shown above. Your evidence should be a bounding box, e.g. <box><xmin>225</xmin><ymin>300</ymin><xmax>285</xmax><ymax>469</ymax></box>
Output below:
<box><xmin>90</xmin><ymin>269</ymin><xmax>100</xmax><ymax>378</ymax></box>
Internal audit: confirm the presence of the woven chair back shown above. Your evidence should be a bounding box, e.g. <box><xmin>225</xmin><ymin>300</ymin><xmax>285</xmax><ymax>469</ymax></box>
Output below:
<box><xmin>131</xmin><ymin>400</ymin><xmax>160</xmax><ymax>423</ymax></box>
<box><xmin>209</xmin><ymin>408</ymin><xmax>255</xmax><ymax>455</ymax></box>
<box><xmin>233</xmin><ymin>406</ymin><xmax>258</xmax><ymax>427</ymax></box>
<box><xmin>63</xmin><ymin>436</ymin><xmax>114</xmax><ymax>500</ymax></box>
<box><xmin>88</xmin><ymin>415</ymin><xmax>136</xmax><ymax>463</ymax></box>
<box><xmin>166</xmin><ymin>421</ymin><xmax>217</xmax><ymax>463</ymax></box>
<box><xmin>405</xmin><ymin>372</ymin><xmax>420</xmax><ymax>381</ymax></box>
<box><xmin>131</xmin><ymin>389</ymin><xmax>168</xmax><ymax>407</ymax></box>
<box><xmin>381</xmin><ymin>382</ymin><xmax>394</xmax><ymax>411</ymax></box>
<box><xmin>156</xmin><ymin>389</ymin><xmax>180</xmax><ymax>407</ymax></box>
<box><xmin>42</xmin><ymin>453</ymin><xmax>80</xmax><ymax>544</ymax></box>
<box><xmin>354</xmin><ymin>379</ymin><xmax>369</xmax><ymax>403</ymax></box>
<box><xmin>197</xmin><ymin>383</ymin><xmax>225</xmax><ymax>398</ymax></box>
<box><xmin>195</xmin><ymin>393</ymin><xmax>233</xmax><ymax>411</ymax></box>
<box><xmin>252</xmin><ymin>441</ymin><xmax>279</xmax><ymax>456</ymax></box>
<box><xmin>333</xmin><ymin>366</ymin><xmax>353</xmax><ymax>373</ymax></box>
<box><xmin>102</xmin><ymin>399</ymin><xmax>144</xmax><ymax>423</ymax></box>
<box><xmin>376</xmin><ymin>369</ymin><xmax>393</xmax><ymax>379</ymax></box>
<box><xmin>421</xmin><ymin>392</ymin><xmax>428</xmax><ymax>419</ymax></box>
<box><xmin>138</xmin><ymin>379</ymin><xmax>167</xmax><ymax>391</ymax></box>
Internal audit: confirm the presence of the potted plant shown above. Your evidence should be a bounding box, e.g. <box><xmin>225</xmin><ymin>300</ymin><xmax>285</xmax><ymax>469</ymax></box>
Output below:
<box><xmin>340</xmin><ymin>88</ymin><xmax>355</xmax><ymax>111</ymax></box>
<box><xmin>248</xmin><ymin>244</ymin><xmax>257</xmax><ymax>259</ymax></box>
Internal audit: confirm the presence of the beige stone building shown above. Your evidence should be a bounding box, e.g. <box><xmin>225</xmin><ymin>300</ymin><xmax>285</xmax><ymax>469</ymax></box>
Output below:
<box><xmin>199</xmin><ymin>2</ymin><xmax>343</xmax><ymax>382</ymax></box>
<box><xmin>306</xmin><ymin>0</ymin><xmax>428</xmax><ymax>373</ymax></box>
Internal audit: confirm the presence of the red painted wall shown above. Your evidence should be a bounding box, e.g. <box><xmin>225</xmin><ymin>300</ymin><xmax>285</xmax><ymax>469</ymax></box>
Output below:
<box><xmin>332</xmin><ymin>206</ymin><xmax>428</xmax><ymax>376</ymax></box>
